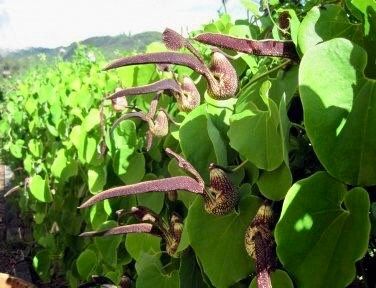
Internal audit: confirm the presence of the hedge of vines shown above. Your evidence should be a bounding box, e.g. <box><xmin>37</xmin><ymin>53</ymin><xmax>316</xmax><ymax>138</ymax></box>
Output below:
<box><xmin>1</xmin><ymin>0</ymin><xmax>376</xmax><ymax>287</ymax></box>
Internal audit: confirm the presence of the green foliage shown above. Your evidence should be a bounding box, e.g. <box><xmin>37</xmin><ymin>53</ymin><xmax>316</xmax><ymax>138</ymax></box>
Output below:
<box><xmin>1</xmin><ymin>0</ymin><xmax>375</xmax><ymax>287</ymax></box>
<box><xmin>275</xmin><ymin>172</ymin><xmax>370</xmax><ymax>287</ymax></box>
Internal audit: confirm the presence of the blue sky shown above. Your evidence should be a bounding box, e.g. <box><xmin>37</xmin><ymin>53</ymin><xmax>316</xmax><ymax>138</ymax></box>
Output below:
<box><xmin>0</xmin><ymin>0</ymin><xmax>248</xmax><ymax>50</ymax></box>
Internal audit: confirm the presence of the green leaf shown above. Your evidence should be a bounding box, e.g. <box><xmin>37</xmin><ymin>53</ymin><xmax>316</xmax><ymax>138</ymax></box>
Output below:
<box><xmin>297</xmin><ymin>5</ymin><xmax>362</xmax><ymax>54</ymax></box>
<box><xmin>94</xmin><ymin>221</ymin><xmax>123</xmax><ymax>267</ymax></box>
<box><xmin>179</xmin><ymin>105</ymin><xmax>228</xmax><ymax>181</ymax></box>
<box><xmin>135</xmin><ymin>253</ymin><xmax>180</xmax><ymax>288</ymax></box>
<box><xmin>89</xmin><ymin>200</ymin><xmax>112</xmax><ymax>230</ymax></box>
<box><xmin>83</xmin><ymin>108</ymin><xmax>101</xmax><ymax>132</ymax></box>
<box><xmin>51</xmin><ymin>149</ymin><xmax>78</xmax><ymax>181</ymax></box>
<box><xmin>179</xmin><ymin>250</ymin><xmax>207</xmax><ymax>288</ymax></box>
<box><xmin>275</xmin><ymin>172</ymin><xmax>370</xmax><ymax>288</ymax></box>
<box><xmin>257</xmin><ymin>162</ymin><xmax>292</xmax><ymax>201</ymax></box>
<box><xmin>118</xmin><ymin>152</ymin><xmax>145</xmax><ymax>184</ymax></box>
<box><xmin>29</xmin><ymin>175</ymin><xmax>52</xmax><ymax>203</ymax></box>
<box><xmin>125</xmin><ymin>234</ymin><xmax>161</xmax><ymax>261</ymax></box>
<box><xmin>240</xmin><ymin>0</ymin><xmax>260</xmax><ymax>16</ymax></box>
<box><xmin>33</xmin><ymin>249</ymin><xmax>51</xmax><ymax>281</ymax></box>
<box><xmin>186</xmin><ymin>195</ymin><xmax>261</xmax><ymax>288</ymax></box>
<box><xmin>88</xmin><ymin>165</ymin><xmax>107</xmax><ymax>194</ymax></box>
<box><xmin>108</xmin><ymin>120</ymin><xmax>137</xmax><ymax>175</ymax></box>
<box><xmin>299</xmin><ymin>38</ymin><xmax>376</xmax><ymax>185</ymax></box>
<box><xmin>10</xmin><ymin>139</ymin><xmax>24</xmax><ymax>159</ymax></box>
<box><xmin>229</xmin><ymin>81</ymin><xmax>283</xmax><ymax>171</ymax></box>
<box><xmin>249</xmin><ymin>269</ymin><xmax>294</xmax><ymax>288</ymax></box>
<box><xmin>76</xmin><ymin>249</ymin><xmax>97</xmax><ymax>280</ymax></box>
<box><xmin>345</xmin><ymin>0</ymin><xmax>376</xmax><ymax>36</ymax></box>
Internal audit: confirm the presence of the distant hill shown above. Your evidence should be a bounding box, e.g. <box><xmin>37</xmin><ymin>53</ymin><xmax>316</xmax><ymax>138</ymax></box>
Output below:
<box><xmin>0</xmin><ymin>31</ymin><xmax>162</xmax><ymax>77</ymax></box>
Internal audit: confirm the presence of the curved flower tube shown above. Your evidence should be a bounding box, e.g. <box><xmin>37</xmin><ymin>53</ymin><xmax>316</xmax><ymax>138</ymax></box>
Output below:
<box><xmin>194</xmin><ymin>33</ymin><xmax>299</xmax><ymax>61</ymax></box>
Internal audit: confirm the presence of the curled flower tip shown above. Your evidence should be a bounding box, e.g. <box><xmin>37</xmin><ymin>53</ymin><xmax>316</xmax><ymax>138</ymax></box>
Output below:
<box><xmin>150</xmin><ymin>110</ymin><xmax>169</xmax><ymax>137</ymax></box>
<box><xmin>162</xmin><ymin>28</ymin><xmax>204</xmax><ymax>63</ymax></box>
<box><xmin>174</xmin><ymin>76</ymin><xmax>201</xmax><ymax>111</ymax></box>
<box><xmin>79</xmin><ymin>223</ymin><xmax>154</xmax><ymax>237</ymax></box>
<box><xmin>165</xmin><ymin>148</ymin><xmax>205</xmax><ymax>188</ymax></box>
<box><xmin>103</xmin><ymin>52</ymin><xmax>209</xmax><ymax>76</ymax></box>
<box><xmin>194</xmin><ymin>33</ymin><xmax>299</xmax><ymax>61</ymax></box>
<box><xmin>204</xmin><ymin>164</ymin><xmax>238</xmax><ymax>215</ymax></box>
<box><xmin>107</xmin><ymin>79</ymin><xmax>181</xmax><ymax>100</ymax></box>
<box><xmin>78</xmin><ymin>176</ymin><xmax>203</xmax><ymax>209</ymax></box>
<box><xmin>163</xmin><ymin>28</ymin><xmax>186</xmax><ymax>50</ymax></box>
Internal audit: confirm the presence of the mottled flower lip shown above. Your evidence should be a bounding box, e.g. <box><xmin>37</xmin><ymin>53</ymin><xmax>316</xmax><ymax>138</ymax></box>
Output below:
<box><xmin>78</xmin><ymin>176</ymin><xmax>203</xmax><ymax>209</ymax></box>
<box><xmin>193</xmin><ymin>33</ymin><xmax>299</xmax><ymax>61</ymax></box>
<box><xmin>106</xmin><ymin>79</ymin><xmax>182</xmax><ymax>100</ymax></box>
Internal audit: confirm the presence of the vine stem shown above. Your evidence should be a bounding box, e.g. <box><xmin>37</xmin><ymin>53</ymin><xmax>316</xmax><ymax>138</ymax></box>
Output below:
<box><xmin>247</xmin><ymin>60</ymin><xmax>291</xmax><ymax>87</ymax></box>
<box><xmin>232</xmin><ymin>159</ymin><xmax>249</xmax><ymax>172</ymax></box>
<box><xmin>291</xmin><ymin>122</ymin><xmax>305</xmax><ymax>131</ymax></box>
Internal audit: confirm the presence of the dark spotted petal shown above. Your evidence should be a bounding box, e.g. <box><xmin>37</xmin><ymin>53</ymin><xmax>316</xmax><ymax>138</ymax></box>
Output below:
<box><xmin>204</xmin><ymin>164</ymin><xmax>238</xmax><ymax>215</ymax></box>
<box><xmin>79</xmin><ymin>223</ymin><xmax>154</xmax><ymax>237</ymax></box>
<box><xmin>78</xmin><ymin>176</ymin><xmax>203</xmax><ymax>209</ymax></box>
<box><xmin>194</xmin><ymin>33</ymin><xmax>299</xmax><ymax>61</ymax></box>
<box><xmin>244</xmin><ymin>203</ymin><xmax>275</xmax><ymax>288</ymax></box>
<box><xmin>107</xmin><ymin>79</ymin><xmax>181</xmax><ymax>100</ymax></box>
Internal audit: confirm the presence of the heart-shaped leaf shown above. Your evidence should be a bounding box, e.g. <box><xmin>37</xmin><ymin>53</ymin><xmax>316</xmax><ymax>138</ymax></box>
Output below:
<box><xmin>300</xmin><ymin>38</ymin><xmax>376</xmax><ymax>185</ymax></box>
<box><xmin>125</xmin><ymin>234</ymin><xmax>161</xmax><ymax>261</ymax></box>
<box><xmin>179</xmin><ymin>104</ymin><xmax>227</xmax><ymax>181</ymax></box>
<box><xmin>298</xmin><ymin>5</ymin><xmax>362</xmax><ymax>54</ymax></box>
<box><xmin>135</xmin><ymin>253</ymin><xmax>180</xmax><ymax>288</ymax></box>
<box><xmin>76</xmin><ymin>249</ymin><xmax>97</xmax><ymax>279</ymax></box>
<box><xmin>186</xmin><ymin>195</ymin><xmax>261</xmax><ymax>288</ymax></box>
<box><xmin>275</xmin><ymin>172</ymin><xmax>370</xmax><ymax>288</ymax></box>
<box><xmin>229</xmin><ymin>81</ymin><xmax>284</xmax><ymax>171</ymax></box>
<box><xmin>29</xmin><ymin>175</ymin><xmax>52</xmax><ymax>203</ymax></box>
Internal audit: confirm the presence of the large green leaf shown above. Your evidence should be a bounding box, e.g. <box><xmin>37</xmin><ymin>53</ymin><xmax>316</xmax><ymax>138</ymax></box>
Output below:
<box><xmin>135</xmin><ymin>253</ymin><xmax>180</xmax><ymax>288</ymax></box>
<box><xmin>179</xmin><ymin>105</ymin><xmax>227</xmax><ymax>181</ymax></box>
<box><xmin>29</xmin><ymin>175</ymin><xmax>52</xmax><ymax>203</ymax></box>
<box><xmin>94</xmin><ymin>221</ymin><xmax>123</xmax><ymax>267</ymax></box>
<box><xmin>229</xmin><ymin>81</ymin><xmax>284</xmax><ymax>171</ymax></box>
<box><xmin>299</xmin><ymin>38</ymin><xmax>376</xmax><ymax>185</ymax></box>
<box><xmin>32</xmin><ymin>249</ymin><xmax>51</xmax><ymax>281</ymax></box>
<box><xmin>51</xmin><ymin>149</ymin><xmax>78</xmax><ymax>181</ymax></box>
<box><xmin>87</xmin><ymin>165</ymin><xmax>107</xmax><ymax>194</ymax></box>
<box><xmin>107</xmin><ymin>120</ymin><xmax>137</xmax><ymax>176</ymax></box>
<box><xmin>275</xmin><ymin>172</ymin><xmax>370</xmax><ymax>288</ymax></box>
<box><xmin>298</xmin><ymin>5</ymin><xmax>362</xmax><ymax>54</ymax></box>
<box><xmin>257</xmin><ymin>162</ymin><xmax>292</xmax><ymax>201</ymax></box>
<box><xmin>186</xmin><ymin>195</ymin><xmax>261</xmax><ymax>288</ymax></box>
<box><xmin>125</xmin><ymin>234</ymin><xmax>161</xmax><ymax>261</ymax></box>
<box><xmin>179</xmin><ymin>250</ymin><xmax>207</xmax><ymax>288</ymax></box>
<box><xmin>345</xmin><ymin>0</ymin><xmax>376</xmax><ymax>36</ymax></box>
<box><xmin>76</xmin><ymin>249</ymin><xmax>97</xmax><ymax>280</ymax></box>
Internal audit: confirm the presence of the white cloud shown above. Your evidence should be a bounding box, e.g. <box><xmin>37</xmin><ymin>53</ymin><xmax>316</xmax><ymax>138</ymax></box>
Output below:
<box><xmin>0</xmin><ymin>0</ymin><xmax>247</xmax><ymax>50</ymax></box>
